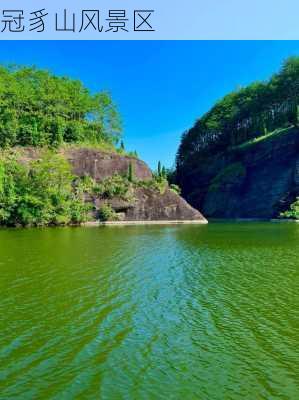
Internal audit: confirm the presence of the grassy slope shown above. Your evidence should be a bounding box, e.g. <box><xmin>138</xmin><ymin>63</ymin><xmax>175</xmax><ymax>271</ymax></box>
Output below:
<box><xmin>230</xmin><ymin>126</ymin><xmax>294</xmax><ymax>152</ymax></box>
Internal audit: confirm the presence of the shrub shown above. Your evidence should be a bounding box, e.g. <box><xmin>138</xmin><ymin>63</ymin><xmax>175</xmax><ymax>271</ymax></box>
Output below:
<box><xmin>137</xmin><ymin>176</ymin><xmax>168</xmax><ymax>194</ymax></box>
<box><xmin>75</xmin><ymin>175</ymin><xmax>97</xmax><ymax>194</ymax></box>
<box><xmin>0</xmin><ymin>150</ymin><xmax>90</xmax><ymax>226</ymax></box>
<box><xmin>96</xmin><ymin>174</ymin><xmax>130</xmax><ymax>199</ymax></box>
<box><xmin>169</xmin><ymin>184</ymin><xmax>181</xmax><ymax>195</ymax></box>
<box><xmin>127</xmin><ymin>150</ymin><xmax>138</xmax><ymax>158</ymax></box>
<box><xmin>280</xmin><ymin>198</ymin><xmax>299</xmax><ymax>219</ymax></box>
<box><xmin>98</xmin><ymin>203</ymin><xmax>119</xmax><ymax>222</ymax></box>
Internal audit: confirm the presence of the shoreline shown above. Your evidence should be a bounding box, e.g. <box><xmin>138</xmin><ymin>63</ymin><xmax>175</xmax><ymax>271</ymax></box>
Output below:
<box><xmin>270</xmin><ymin>219</ymin><xmax>299</xmax><ymax>223</ymax></box>
<box><xmin>82</xmin><ymin>218</ymin><xmax>299</xmax><ymax>227</ymax></box>
<box><xmin>209</xmin><ymin>218</ymin><xmax>299</xmax><ymax>223</ymax></box>
<box><xmin>2</xmin><ymin>218</ymin><xmax>298</xmax><ymax>229</ymax></box>
<box><xmin>83</xmin><ymin>219</ymin><xmax>208</xmax><ymax>227</ymax></box>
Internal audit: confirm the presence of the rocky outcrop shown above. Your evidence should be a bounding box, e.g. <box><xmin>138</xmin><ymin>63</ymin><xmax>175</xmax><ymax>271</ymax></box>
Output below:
<box><xmin>19</xmin><ymin>146</ymin><xmax>152</xmax><ymax>182</ymax></box>
<box><xmin>178</xmin><ymin>127</ymin><xmax>299</xmax><ymax>219</ymax></box>
<box><xmin>65</xmin><ymin>148</ymin><xmax>152</xmax><ymax>182</ymax></box>
<box><xmin>125</xmin><ymin>187</ymin><xmax>205</xmax><ymax>221</ymax></box>
<box><xmin>94</xmin><ymin>187</ymin><xmax>206</xmax><ymax>222</ymax></box>
<box><xmin>65</xmin><ymin>148</ymin><xmax>206</xmax><ymax>223</ymax></box>
<box><xmin>19</xmin><ymin>146</ymin><xmax>207</xmax><ymax>223</ymax></box>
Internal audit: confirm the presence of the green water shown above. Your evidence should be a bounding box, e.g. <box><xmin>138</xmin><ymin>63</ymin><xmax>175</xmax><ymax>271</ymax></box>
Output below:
<box><xmin>0</xmin><ymin>223</ymin><xmax>298</xmax><ymax>400</ymax></box>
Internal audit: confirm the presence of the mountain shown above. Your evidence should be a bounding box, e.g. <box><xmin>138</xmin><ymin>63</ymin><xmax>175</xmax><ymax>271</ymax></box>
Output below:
<box><xmin>175</xmin><ymin>57</ymin><xmax>299</xmax><ymax>219</ymax></box>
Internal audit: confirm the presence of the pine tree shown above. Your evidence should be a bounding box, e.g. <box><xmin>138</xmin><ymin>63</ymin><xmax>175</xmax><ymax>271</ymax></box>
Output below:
<box><xmin>158</xmin><ymin>161</ymin><xmax>161</xmax><ymax>177</ymax></box>
<box><xmin>128</xmin><ymin>162</ymin><xmax>134</xmax><ymax>182</ymax></box>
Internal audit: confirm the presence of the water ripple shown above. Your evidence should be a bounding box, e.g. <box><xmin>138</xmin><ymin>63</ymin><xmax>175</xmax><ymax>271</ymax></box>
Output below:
<box><xmin>0</xmin><ymin>223</ymin><xmax>299</xmax><ymax>399</ymax></box>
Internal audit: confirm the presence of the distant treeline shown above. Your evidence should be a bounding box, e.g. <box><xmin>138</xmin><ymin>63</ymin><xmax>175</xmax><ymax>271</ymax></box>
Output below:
<box><xmin>176</xmin><ymin>57</ymin><xmax>299</xmax><ymax>170</ymax></box>
<box><xmin>0</xmin><ymin>66</ymin><xmax>121</xmax><ymax>148</ymax></box>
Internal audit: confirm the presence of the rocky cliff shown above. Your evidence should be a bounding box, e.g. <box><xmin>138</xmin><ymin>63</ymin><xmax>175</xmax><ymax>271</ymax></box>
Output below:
<box><xmin>21</xmin><ymin>147</ymin><xmax>206</xmax><ymax>223</ymax></box>
<box><xmin>66</xmin><ymin>148</ymin><xmax>153</xmax><ymax>182</ymax></box>
<box><xmin>178</xmin><ymin>127</ymin><xmax>299</xmax><ymax>219</ymax></box>
<box><xmin>81</xmin><ymin>149</ymin><xmax>206</xmax><ymax>223</ymax></box>
<box><xmin>93</xmin><ymin>186</ymin><xmax>204</xmax><ymax>222</ymax></box>
<box><xmin>66</xmin><ymin>148</ymin><xmax>206</xmax><ymax>223</ymax></box>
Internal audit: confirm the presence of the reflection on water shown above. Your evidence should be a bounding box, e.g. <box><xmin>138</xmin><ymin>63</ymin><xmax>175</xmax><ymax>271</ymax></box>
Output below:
<box><xmin>0</xmin><ymin>223</ymin><xmax>298</xmax><ymax>399</ymax></box>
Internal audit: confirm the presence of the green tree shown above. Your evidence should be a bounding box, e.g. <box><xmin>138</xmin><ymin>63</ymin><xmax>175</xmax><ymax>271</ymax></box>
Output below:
<box><xmin>157</xmin><ymin>161</ymin><xmax>161</xmax><ymax>177</ymax></box>
<box><xmin>128</xmin><ymin>162</ymin><xmax>134</xmax><ymax>182</ymax></box>
<box><xmin>0</xmin><ymin>150</ymin><xmax>90</xmax><ymax>226</ymax></box>
<box><xmin>176</xmin><ymin>56</ymin><xmax>299</xmax><ymax>185</ymax></box>
<box><xmin>0</xmin><ymin>65</ymin><xmax>122</xmax><ymax>148</ymax></box>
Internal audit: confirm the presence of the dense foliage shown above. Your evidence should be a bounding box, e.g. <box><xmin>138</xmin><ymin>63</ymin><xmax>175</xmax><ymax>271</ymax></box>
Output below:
<box><xmin>0</xmin><ymin>150</ymin><xmax>91</xmax><ymax>226</ymax></box>
<box><xmin>98</xmin><ymin>204</ymin><xmax>119</xmax><ymax>222</ymax></box>
<box><xmin>280</xmin><ymin>198</ymin><xmax>299</xmax><ymax>219</ymax></box>
<box><xmin>96</xmin><ymin>171</ymin><xmax>171</xmax><ymax>201</ymax></box>
<box><xmin>0</xmin><ymin>150</ymin><xmax>182</xmax><ymax>226</ymax></box>
<box><xmin>96</xmin><ymin>174</ymin><xmax>133</xmax><ymax>201</ymax></box>
<box><xmin>0</xmin><ymin>65</ymin><xmax>121</xmax><ymax>148</ymax></box>
<box><xmin>176</xmin><ymin>57</ymin><xmax>299</xmax><ymax>171</ymax></box>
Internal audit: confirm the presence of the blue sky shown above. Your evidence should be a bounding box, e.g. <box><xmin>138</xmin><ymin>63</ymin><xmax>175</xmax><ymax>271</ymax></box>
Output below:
<box><xmin>0</xmin><ymin>41</ymin><xmax>299</xmax><ymax>169</ymax></box>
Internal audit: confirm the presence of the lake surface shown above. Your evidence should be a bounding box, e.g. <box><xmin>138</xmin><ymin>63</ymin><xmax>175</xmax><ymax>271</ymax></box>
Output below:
<box><xmin>0</xmin><ymin>222</ymin><xmax>298</xmax><ymax>400</ymax></box>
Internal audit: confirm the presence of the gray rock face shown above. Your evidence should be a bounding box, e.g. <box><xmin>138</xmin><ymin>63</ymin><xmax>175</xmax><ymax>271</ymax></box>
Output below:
<box><xmin>123</xmin><ymin>187</ymin><xmax>206</xmax><ymax>221</ymax></box>
<box><xmin>19</xmin><ymin>146</ymin><xmax>206</xmax><ymax>222</ymax></box>
<box><xmin>92</xmin><ymin>186</ymin><xmax>206</xmax><ymax>223</ymax></box>
<box><xmin>66</xmin><ymin>148</ymin><xmax>152</xmax><ymax>182</ymax></box>
<box><xmin>180</xmin><ymin>127</ymin><xmax>299</xmax><ymax>219</ymax></box>
<box><xmin>65</xmin><ymin>148</ymin><xmax>206</xmax><ymax>222</ymax></box>
<box><xmin>65</xmin><ymin>148</ymin><xmax>207</xmax><ymax>223</ymax></box>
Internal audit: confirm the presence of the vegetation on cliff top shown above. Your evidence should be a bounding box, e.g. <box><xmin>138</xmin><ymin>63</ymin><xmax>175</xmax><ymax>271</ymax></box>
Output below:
<box><xmin>175</xmin><ymin>56</ymin><xmax>299</xmax><ymax>219</ymax></box>
<box><xmin>176</xmin><ymin>56</ymin><xmax>299</xmax><ymax>173</ymax></box>
<box><xmin>0</xmin><ymin>65</ymin><xmax>121</xmax><ymax>148</ymax></box>
<box><xmin>0</xmin><ymin>65</ymin><xmax>150</xmax><ymax>226</ymax></box>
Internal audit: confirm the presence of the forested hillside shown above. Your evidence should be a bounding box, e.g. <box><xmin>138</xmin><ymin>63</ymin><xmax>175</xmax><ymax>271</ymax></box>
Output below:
<box><xmin>0</xmin><ymin>65</ymin><xmax>122</xmax><ymax>226</ymax></box>
<box><xmin>176</xmin><ymin>57</ymin><xmax>299</xmax><ymax>172</ymax></box>
<box><xmin>0</xmin><ymin>66</ymin><xmax>121</xmax><ymax>148</ymax></box>
<box><xmin>0</xmin><ymin>65</ymin><xmax>205</xmax><ymax>227</ymax></box>
<box><xmin>175</xmin><ymin>57</ymin><xmax>299</xmax><ymax>219</ymax></box>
